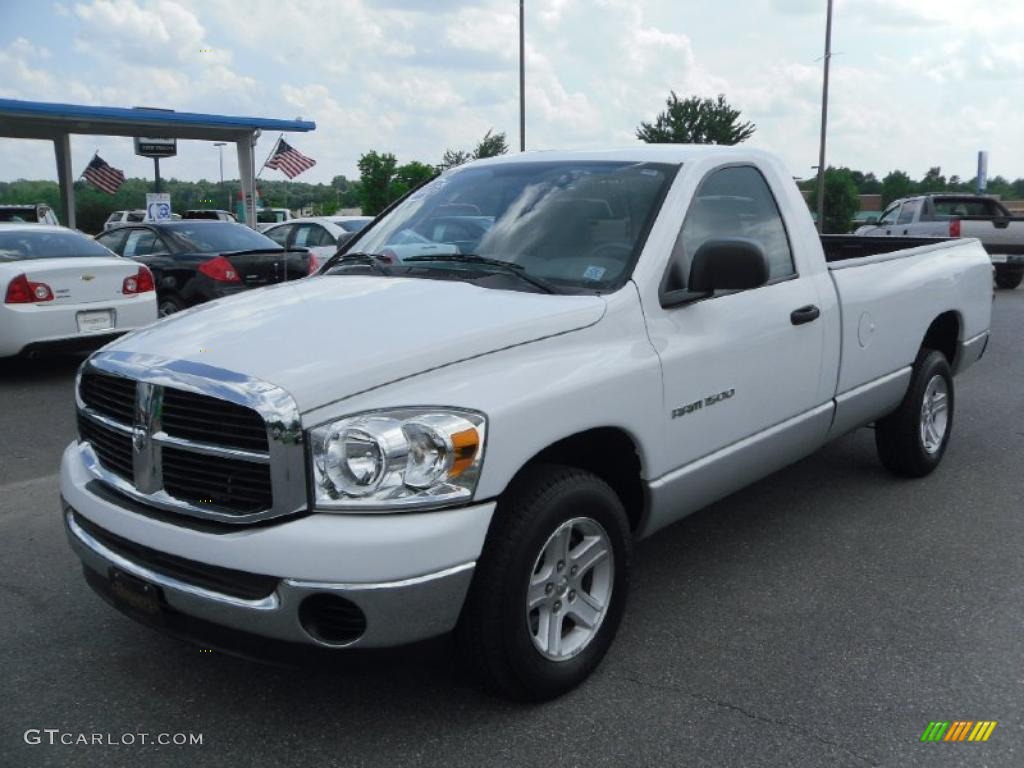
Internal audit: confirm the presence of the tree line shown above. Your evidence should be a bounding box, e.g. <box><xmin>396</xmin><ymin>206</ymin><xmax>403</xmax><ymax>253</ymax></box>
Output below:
<box><xmin>3</xmin><ymin>91</ymin><xmax>1022</xmax><ymax>235</ymax></box>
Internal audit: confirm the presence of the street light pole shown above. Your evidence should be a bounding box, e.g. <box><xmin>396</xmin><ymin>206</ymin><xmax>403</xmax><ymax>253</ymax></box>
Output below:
<box><xmin>815</xmin><ymin>0</ymin><xmax>834</xmax><ymax>234</ymax></box>
<box><xmin>519</xmin><ymin>0</ymin><xmax>526</xmax><ymax>152</ymax></box>
<box><xmin>214</xmin><ymin>142</ymin><xmax>226</xmax><ymax>210</ymax></box>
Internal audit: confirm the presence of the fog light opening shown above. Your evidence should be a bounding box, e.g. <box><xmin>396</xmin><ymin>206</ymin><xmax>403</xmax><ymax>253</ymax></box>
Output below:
<box><xmin>298</xmin><ymin>593</ymin><xmax>367</xmax><ymax>646</ymax></box>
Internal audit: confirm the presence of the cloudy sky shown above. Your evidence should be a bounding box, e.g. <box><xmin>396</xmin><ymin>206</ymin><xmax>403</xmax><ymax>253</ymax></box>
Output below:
<box><xmin>1</xmin><ymin>0</ymin><xmax>1022</xmax><ymax>185</ymax></box>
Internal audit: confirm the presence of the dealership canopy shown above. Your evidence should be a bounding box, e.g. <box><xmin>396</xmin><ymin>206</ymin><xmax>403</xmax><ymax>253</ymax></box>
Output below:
<box><xmin>0</xmin><ymin>98</ymin><xmax>316</xmax><ymax>229</ymax></box>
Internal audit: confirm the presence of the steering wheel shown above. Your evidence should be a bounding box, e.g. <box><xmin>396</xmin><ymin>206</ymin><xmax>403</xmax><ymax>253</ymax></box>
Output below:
<box><xmin>586</xmin><ymin>242</ymin><xmax>634</xmax><ymax>261</ymax></box>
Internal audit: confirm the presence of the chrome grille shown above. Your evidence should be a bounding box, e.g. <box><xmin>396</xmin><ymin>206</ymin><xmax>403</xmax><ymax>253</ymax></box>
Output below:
<box><xmin>161</xmin><ymin>388</ymin><xmax>269</xmax><ymax>452</ymax></box>
<box><xmin>75</xmin><ymin>353</ymin><xmax>305</xmax><ymax>525</ymax></box>
<box><xmin>77</xmin><ymin>413</ymin><xmax>133</xmax><ymax>481</ymax></box>
<box><xmin>80</xmin><ymin>371</ymin><xmax>135</xmax><ymax>423</ymax></box>
<box><xmin>162</xmin><ymin>446</ymin><xmax>272</xmax><ymax>513</ymax></box>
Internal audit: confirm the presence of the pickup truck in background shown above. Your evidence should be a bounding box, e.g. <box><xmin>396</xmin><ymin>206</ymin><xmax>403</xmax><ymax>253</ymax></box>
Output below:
<box><xmin>62</xmin><ymin>147</ymin><xmax>992</xmax><ymax>701</ymax></box>
<box><xmin>854</xmin><ymin>194</ymin><xmax>1024</xmax><ymax>289</ymax></box>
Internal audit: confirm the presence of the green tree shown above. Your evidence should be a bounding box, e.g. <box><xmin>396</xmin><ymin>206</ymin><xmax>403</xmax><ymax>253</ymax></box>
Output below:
<box><xmin>811</xmin><ymin>167</ymin><xmax>860</xmax><ymax>234</ymax></box>
<box><xmin>357</xmin><ymin>151</ymin><xmax>398</xmax><ymax>216</ymax></box>
<box><xmin>439</xmin><ymin>129</ymin><xmax>510</xmax><ymax>171</ymax></box>
<box><xmin>439</xmin><ymin>149</ymin><xmax>472</xmax><ymax>171</ymax></box>
<box><xmin>389</xmin><ymin>161</ymin><xmax>437</xmax><ymax>200</ymax></box>
<box><xmin>473</xmin><ymin>129</ymin><xmax>509</xmax><ymax>159</ymax></box>
<box><xmin>918</xmin><ymin>166</ymin><xmax>946</xmax><ymax>193</ymax></box>
<box><xmin>881</xmin><ymin>170</ymin><xmax>912</xmax><ymax>206</ymax></box>
<box><xmin>636</xmin><ymin>92</ymin><xmax>755</xmax><ymax>145</ymax></box>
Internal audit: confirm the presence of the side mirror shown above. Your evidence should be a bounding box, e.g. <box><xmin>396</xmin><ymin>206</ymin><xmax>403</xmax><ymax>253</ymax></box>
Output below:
<box><xmin>688</xmin><ymin>238</ymin><xmax>769</xmax><ymax>293</ymax></box>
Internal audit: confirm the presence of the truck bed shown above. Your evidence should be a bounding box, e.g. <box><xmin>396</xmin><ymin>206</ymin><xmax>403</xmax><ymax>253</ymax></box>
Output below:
<box><xmin>821</xmin><ymin>236</ymin><xmax>992</xmax><ymax>397</ymax></box>
<box><xmin>820</xmin><ymin>235</ymin><xmax>949</xmax><ymax>263</ymax></box>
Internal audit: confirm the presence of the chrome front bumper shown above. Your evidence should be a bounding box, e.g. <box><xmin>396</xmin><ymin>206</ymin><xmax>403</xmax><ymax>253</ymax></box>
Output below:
<box><xmin>65</xmin><ymin>504</ymin><xmax>476</xmax><ymax>649</ymax></box>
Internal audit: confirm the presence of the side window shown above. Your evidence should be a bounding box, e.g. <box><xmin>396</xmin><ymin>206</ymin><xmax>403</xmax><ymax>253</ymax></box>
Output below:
<box><xmin>878</xmin><ymin>203</ymin><xmax>900</xmax><ymax>226</ymax></box>
<box><xmin>293</xmin><ymin>224</ymin><xmax>329</xmax><ymax>247</ymax></box>
<box><xmin>897</xmin><ymin>199</ymin><xmax>919</xmax><ymax>225</ymax></box>
<box><xmin>95</xmin><ymin>229</ymin><xmax>128</xmax><ymax>255</ymax></box>
<box><xmin>309</xmin><ymin>225</ymin><xmax>336</xmax><ymax>246</ymax></box>
<box><xmin>668</xmin><ymin>165</ymin><xmax>795</xmax><ymax>292</ymax></box>
<box><xmin>123</xmin><ymin>229</ymin><xmax>158</xmax><ymax>258</ymax></box>
<box><xmin>266</xmin><ymin>225</ymin><xmax>292</xmax><ymax>247</ymax></box>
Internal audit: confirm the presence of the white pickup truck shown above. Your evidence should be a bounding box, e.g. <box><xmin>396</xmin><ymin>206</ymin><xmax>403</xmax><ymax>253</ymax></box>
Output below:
<box><xmin>61</xmin><ymin>147</ymin><xmax>992</xmax><ymax>701</ymax></box>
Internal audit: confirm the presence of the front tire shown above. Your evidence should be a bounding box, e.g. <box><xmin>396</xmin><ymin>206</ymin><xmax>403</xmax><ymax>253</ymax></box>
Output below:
<box><xmin>875</xmin><ymin>348</ymin><xmax>954</xmax><ymax>477</ymax></box>
<box><xmin>995</xmin><ymin>266</ymin><xmax>1023</xmax><ymax>290</ymax></box>
<box><xmin>458</xmin><ymin>464</ymin><xmax>631</xmax><ymax>701</ymax></box>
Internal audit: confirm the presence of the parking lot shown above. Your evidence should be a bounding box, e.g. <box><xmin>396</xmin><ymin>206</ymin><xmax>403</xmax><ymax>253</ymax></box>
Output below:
<box><xmin>0</xmin><ymin>289</ymin><xmax>1021</xmax><ymax>768</ymax></box>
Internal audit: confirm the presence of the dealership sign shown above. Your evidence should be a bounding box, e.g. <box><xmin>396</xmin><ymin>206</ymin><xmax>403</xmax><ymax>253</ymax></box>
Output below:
<box><xmin>134</xmin><ymin>137</ymin><xmax>177</xmax><ymax>158</ymax></box>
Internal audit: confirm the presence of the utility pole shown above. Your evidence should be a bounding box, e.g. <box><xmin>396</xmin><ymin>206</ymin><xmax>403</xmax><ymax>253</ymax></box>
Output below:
<box><xmin>214</xmin><ymin>142</ymin><xmax>226</xmax><ymax>209</ymax></box>
<box><xmin>815</xmin><ymin>0</ymin><xmax>834</xmax><ymax>234</ymax></box>
<box><xmin>519</xmin><ymin>0</ymin><xmax>526</xmax><ymax>152</ymax></box>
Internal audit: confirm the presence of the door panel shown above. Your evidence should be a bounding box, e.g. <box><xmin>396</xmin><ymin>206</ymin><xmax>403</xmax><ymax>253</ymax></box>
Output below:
<box><xmin>645</xmin><ymin>164</ymin><xmax>828</xmax><ymax>474</ymax></box>
<box><xmin>652</xmin><ymin>279</ymin><xmax>826</xmax><ymax>470</ymax></box>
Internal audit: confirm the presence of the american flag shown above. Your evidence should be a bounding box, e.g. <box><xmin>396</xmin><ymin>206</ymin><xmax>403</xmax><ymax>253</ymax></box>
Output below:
<box><xmin>82</xmin><ymin>154</ymin><xmax>126</xmax><ymax>195</ymax></box>
<box><xmin>264</xmin><ymin>138</ymin><xmax>316</xmax><ymax>178</ymax></box>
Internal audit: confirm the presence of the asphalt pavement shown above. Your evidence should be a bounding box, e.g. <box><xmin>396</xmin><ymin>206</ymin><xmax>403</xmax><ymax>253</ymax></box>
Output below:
<box><xmin>1</xmin><ymin>290</ymin><xmax>1022</xmax><ymax>768</ymax></box>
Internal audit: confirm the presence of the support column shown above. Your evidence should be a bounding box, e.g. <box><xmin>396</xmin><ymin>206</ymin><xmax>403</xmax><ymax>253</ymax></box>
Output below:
<box><xmin>53</xmin><ymin>133</ymin><xmax>76</xmax><ymax>229</ymax></box>
<box><xmin>236</xmin><ymin>131</ymin><xmax>258</xmax><ymax>229</ymax></box>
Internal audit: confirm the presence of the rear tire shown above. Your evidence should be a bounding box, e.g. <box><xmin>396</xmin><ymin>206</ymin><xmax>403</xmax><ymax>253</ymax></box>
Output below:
<box><xmin>995</xmin><ymin>267</ymin><xmax>1023</xmax><ymax>290</ymax></box>
<box><xmin>458</xmin><ymin>464</ymin><xmax>631</xmax><ymax>701</ymax></box>
<box><xmin>157</xmin><ymin>294</ymin><xmax>185</xmax><ymax>317</ymax></box>
<box><xmin>875</xmin><ymin>348</ymin><xmax>954</xmax><ymax>478</ymax></box>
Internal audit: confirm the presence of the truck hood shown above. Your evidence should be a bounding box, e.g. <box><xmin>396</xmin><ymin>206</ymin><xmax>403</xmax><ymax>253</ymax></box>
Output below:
<box><xmin>107</xmin><ymin>275</ymin><xmax>606</xmax><ymax>411</ymax></box>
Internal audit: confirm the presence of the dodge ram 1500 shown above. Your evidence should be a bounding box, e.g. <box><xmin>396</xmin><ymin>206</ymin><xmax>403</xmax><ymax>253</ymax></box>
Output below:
<box><xmin>61</xmin><ymin>146</ymin><xmax>993</xmax><ymax>701</ymax></box>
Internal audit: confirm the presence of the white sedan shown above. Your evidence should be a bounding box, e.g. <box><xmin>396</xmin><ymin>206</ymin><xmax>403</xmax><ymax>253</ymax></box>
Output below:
<box><xmin>262</xmin><ymin>216</ymin><xmax>373</xmax><ymax>262</ymax></box>
<box><xmin>0</xmin><ymin>224</ymin><xmax>158</xmax><ymax>359</ymax></box>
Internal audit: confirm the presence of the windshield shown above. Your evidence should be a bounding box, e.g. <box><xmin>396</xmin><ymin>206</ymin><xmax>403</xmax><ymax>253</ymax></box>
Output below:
<box><xmin>351</xmin><ymin>160</ymin><xmax>676</xmax><ymax>292</ymax></box>
<box><xmin>0</xmin><ymin>230</ymin><xmax>115</xmax><ymax>261</ymax></box>
<box><xmin>163</xmin><ymin>223</ymin><xmax>281</xmax><ymax>252</ymax></box>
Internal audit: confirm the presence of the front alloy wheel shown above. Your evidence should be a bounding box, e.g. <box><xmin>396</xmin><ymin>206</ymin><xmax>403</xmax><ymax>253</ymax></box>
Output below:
<box><xmin>527</xmin><ymin>517</ymin><xmax>614</xmax><ymax>661</ymax></box>
<box><xmin>459</xmin><ymin>464</ymin><xmax>631</xmax><ymax>701</ymax></box>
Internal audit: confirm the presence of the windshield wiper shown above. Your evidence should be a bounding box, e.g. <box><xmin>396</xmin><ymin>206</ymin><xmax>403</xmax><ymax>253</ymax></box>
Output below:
<box><xmin>403</xmin><ymin>254</ymin><xmax>557</xmax><ymax>294</ymax></box>
<box><xmin>322</xmin><ymin>251</ymin><xmax>392</xmax><ymax>276</ymax></box>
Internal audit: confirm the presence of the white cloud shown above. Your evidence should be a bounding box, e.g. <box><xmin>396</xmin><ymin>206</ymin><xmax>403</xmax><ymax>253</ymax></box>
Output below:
<box><xmin>2</xmin><ymin>0</ymin><xmax>1024</xmax><ymax>186</ymax></box>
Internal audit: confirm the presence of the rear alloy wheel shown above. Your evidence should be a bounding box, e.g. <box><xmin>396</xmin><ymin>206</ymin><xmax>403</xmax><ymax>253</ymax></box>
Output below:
<box><xmin>875</xmin><ymin>348</ymin><xmax>954</xmax><ymax>477</ymax></box>
<box><xmin>458</xmin><ymin>464</ymin><xmax>631</xmax><ymax>701</ymax></box>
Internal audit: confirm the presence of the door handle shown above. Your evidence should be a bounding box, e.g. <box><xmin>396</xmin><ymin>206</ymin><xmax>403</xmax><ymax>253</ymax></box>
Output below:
<box><xmin>791</xmin><ymin>305</ymin><xmax>820</xmax><ymax>325</ymax></box>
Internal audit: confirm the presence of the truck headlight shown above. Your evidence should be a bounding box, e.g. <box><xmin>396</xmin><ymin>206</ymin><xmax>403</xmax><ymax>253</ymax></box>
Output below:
<box><xmin>310</xmin><ymin>408</ymin><xmax>486</xmax><ymax>510</ymax></box>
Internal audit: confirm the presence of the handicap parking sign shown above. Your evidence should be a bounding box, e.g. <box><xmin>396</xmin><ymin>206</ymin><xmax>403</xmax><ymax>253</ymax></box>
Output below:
<box><xmin>145</xmin><ymin>193</ymin><xmax>172</xmax><ymax>222</ymax></box>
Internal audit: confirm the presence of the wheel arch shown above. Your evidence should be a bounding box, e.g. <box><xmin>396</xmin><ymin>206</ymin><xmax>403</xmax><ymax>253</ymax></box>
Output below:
<box><xmin>921</xmin><ymin>310</ymin><xmax>961</xmax><ymax>364</ymax></box>
<box><xmin>503</xmin><ymin>426</ymin><xmax>648</xmax><ymax>534</ymax></box>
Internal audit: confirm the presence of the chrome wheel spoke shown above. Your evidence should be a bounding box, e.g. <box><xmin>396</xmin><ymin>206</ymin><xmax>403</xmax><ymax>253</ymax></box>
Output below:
<box><xmin>527</xmin><ymin>578</ymin><xmax>549</xmax><ymax>610</ymax></box>
<box><xmin>570</xmin><ymin>535</ymin><xmax>609</xmax><ymax>575</ymax></box>
<box><xmin>546</xmin><ymin>526</ymin><xmax>571</xmax><ymax>567</ymax></box>
<box><xmin>539</xmin><ymin>609</ymin><xmax>563</xmax><ymax>656</ymax></box>
<box><xmin>568</xmin><ymin>591</ymin><xmax>602</xmax><ymax>629</ymax></box>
